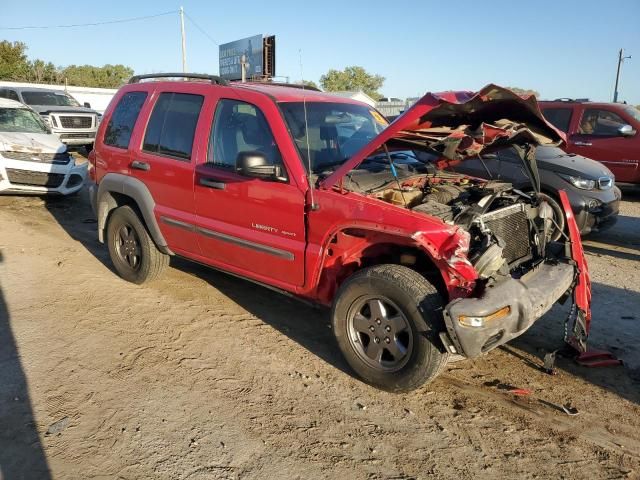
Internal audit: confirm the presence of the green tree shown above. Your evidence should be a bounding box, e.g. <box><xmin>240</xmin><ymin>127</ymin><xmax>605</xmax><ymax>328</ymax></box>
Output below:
<box><xmin>61</xmin><ymin>64</ymin><xmax>134</xmax><ymax>88</ymax></box>
<box><xmin>297</xmin><ymin>79</ymin><xmax>319</xmax><ymax>90</ymax></box>
<box><xmin>320</xmin><ymin>66</ymin><xmax>385</xmax><ymax>100</ymax></box>
<box><xmin>506</xmin><ymin>87</ymin><xmax>540</xmax><ymax>98</ymax></box>
<box><xmin>0</xmin><ymin>40</ymin><xmax>30</xmax><ymax>80</ymax></box>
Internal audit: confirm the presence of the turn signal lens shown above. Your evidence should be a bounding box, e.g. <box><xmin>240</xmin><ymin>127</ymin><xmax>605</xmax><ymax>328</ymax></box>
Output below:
<box><xmin>458</xmin><ymin>306</ymin><xmax>511</xmax><ymax>327</ymax></box>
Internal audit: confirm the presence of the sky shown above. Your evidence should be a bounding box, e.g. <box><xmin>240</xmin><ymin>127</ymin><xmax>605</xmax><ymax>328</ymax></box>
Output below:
<box><xmin>2</xmin><ymin>0</ymin><xmax>639</xmax><ymax>104</ymax></box>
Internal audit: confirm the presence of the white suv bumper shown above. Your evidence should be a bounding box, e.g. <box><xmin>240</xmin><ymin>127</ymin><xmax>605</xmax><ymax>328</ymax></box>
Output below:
<box><xmin>0</xmin><ymin>154</ymin><xmax>88</xmax><ymax>195</ymax></box>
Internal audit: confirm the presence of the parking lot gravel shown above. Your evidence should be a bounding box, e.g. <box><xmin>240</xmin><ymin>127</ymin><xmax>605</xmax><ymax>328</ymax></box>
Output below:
<box><xmin>0</xmin><ymin>186</ymin><xmax>639</xmax><ymax>479</ymax></box>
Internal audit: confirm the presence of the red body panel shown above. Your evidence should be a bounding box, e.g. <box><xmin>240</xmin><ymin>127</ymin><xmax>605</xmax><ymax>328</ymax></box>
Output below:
<box><xmin>94</xmin><ymin>82</ymin><xmax>589</xmax><ymax>314</ymax></box>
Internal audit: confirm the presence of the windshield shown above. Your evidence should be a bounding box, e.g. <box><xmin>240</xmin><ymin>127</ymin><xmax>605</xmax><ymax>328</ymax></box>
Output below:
<box><xmin>0</xmin><ymin>107</ymin><xmax>49</xmax><ymax>133</ymax></box>
<box><xmin>279</xmin><ymin>101</ymin><xmax>387</xmax><ymax>173</ymax></box>
<box><xmin>623</xmin><ymin>105</ymin><xmax>640</xmax><ymax>123</ymax></box>
<box><xmin>21</xmin><ymin>91</ymin><xmax>81</xmax><ymax>107</ymax></box>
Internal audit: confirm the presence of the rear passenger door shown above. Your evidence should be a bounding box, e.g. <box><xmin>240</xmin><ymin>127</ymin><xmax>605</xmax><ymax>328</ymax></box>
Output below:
<box><xmin>132</xmin><ymin>89</ymin><xmax>208</xmax><ymax>256</ymax></box>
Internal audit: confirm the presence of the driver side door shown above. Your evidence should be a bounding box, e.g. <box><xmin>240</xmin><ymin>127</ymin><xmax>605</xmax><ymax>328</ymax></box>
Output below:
<box><xmin>193</xmin><ymin>97</ymin><xmax>306</xmax><ymax>288</ymax></box>
<box><xmin>569</xmin><ymin>107</ymin><xmax>638</xmax><ymax>183</ymax></box>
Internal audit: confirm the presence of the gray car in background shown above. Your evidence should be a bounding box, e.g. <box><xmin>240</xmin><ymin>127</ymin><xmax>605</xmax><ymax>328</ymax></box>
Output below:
<box><xmin>0</xmin><ymin>86</ymin><xmax>99</xmax><ymax>151</ymax></box>
<box><xmin>451</xmin><ymin>146</ymin><xmax>621</xmax><ymax>235</ymax></box>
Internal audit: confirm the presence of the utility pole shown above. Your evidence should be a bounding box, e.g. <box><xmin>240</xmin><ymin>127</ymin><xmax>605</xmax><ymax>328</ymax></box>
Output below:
<box><xmin>613</xmin><ymin>48</ymin><xmax>631</xmax><ymax>103</ymax></box>
<box><xmin>240</xmin><ymin>54</ymin><xmax>247</xmax><ymax>83</ymax></box>
<box><xmin>180</xmin><ymin>6</ymin><xmax>187</xmax><ymax>73</ymax></box>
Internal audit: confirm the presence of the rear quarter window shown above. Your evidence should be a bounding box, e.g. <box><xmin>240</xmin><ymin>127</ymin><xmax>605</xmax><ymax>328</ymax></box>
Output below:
<box><xmin>104</xmin><ymin>91</ymin><xmax>148</xmax><ymax>149</ymax></box>
<box><xmin>542</xmin><ymin>108</ymin><xmax>573</xmax><ymax>132</ymax></box>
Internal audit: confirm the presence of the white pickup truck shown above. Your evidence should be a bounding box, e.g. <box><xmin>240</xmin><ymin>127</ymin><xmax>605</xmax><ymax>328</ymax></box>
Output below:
<box><xmin>0</xmin><ymin>86</ymin><xmax>100</xmax><ymax>151</ymax></box>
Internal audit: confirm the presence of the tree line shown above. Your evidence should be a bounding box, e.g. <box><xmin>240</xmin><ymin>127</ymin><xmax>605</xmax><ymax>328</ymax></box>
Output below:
<box><xmin>0</xmin><ymin>40</ymin><xmax>133</xmax><ymax>88</ymax></box>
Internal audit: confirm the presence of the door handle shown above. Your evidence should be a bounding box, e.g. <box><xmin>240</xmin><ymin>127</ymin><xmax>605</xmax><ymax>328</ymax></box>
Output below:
<box><xmin>199</xmin><ymin>177</ymin><xmax>226</xmax><ymax>190</ymax></box>
<box><xmin>131</xmin><ymin>160</ymin><xmax>151</xmax><ymax>171</ymax></box>
<box><xmin>573</xmin><ymin>141</ymin><xmax>592</xmax><ymax>146</ymax></box>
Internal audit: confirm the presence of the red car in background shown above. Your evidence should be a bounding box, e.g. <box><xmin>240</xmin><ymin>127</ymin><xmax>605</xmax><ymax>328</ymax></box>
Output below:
<box><xmin>540</xmin><ymin>99</ymin><xmax>640</xmax><ymax>187</ymax></box>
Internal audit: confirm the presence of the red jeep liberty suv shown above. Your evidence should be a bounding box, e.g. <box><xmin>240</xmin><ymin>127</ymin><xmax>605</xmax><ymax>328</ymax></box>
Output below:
<box><xmin>89</xmin><ymin>75</ymin><xmax>591</xmax><ymax>392</ymax></box>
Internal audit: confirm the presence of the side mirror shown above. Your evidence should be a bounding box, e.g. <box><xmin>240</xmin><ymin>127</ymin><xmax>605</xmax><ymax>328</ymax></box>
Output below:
<box><xmin>618</xmin><ymin>124</ymin><xmax>636</xmax><ymax>137</ymax></box>
<box><xmin>236</xmin><ymin>151</ymin><xmax>283</xmax><ymax>180</ymax></box>
<box><xmin>83</xmin><ymin>102</ymin><xmax>91</xmax><ymax>108</ymax></box>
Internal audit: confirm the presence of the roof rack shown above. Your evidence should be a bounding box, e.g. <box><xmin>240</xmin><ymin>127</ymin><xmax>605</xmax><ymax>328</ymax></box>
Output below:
<box><xmin>128</xmin><ymin>73</ymin><xmax>228</xmax><ymax>86</ymax></box>
<box><xmin>239</xmin><ymin>81</ymin><xmax>321</xmax><ymax>92</ymax></box>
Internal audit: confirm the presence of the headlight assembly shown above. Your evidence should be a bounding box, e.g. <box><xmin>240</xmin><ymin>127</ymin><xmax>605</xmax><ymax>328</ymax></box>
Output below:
<box><xmin>558</xmin><ymin>173</ymin><xmax>596</xmax><ymax>190</ymax></box>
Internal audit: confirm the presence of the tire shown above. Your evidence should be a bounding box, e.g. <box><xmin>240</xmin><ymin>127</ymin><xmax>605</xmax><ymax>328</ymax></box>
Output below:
<box><xmin>106</xmin><ymin>205</ymin><xmax>169</xmax><ymax>284</ymax></box>
<box><xmin>332</xmin><ymin>264</ymin><xmax>449</xmax><ymax>392</ymax></box>
<box><xmin>84</xmin><ymin>143</ymin><xmax>94</xmax><ymax>153</ymax></box>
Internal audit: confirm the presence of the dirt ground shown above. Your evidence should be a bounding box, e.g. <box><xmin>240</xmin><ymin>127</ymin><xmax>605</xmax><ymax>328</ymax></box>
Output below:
<box><xmin>1</xmin><ymin>175</ymin><xmax>639</xmax><ymax>479</ymax></box>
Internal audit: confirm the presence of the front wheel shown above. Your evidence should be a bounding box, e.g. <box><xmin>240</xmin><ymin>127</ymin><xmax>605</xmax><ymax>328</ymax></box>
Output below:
<box><xmin>332</xmin><ymin>264</ymin><xmax>449</xmax><ymax>392</ymax></box>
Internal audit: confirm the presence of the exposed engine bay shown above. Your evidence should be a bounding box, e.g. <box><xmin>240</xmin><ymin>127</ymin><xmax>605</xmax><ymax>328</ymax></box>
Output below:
<box><xmin>372</xmin><ymin>171</ymin><xmax>561</xmax><ymax>281</ymax></box>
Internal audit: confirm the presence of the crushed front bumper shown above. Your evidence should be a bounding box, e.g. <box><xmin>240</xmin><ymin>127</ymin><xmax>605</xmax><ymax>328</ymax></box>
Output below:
<box><xmin>442</xmin><ymin>261</ymin><xmax>575</xmax><ymax>358</ymax></box>
<box><xmin>0</xmin><ymin>156</ymin><xmax>87</xmax><ymax>195</ymax></box>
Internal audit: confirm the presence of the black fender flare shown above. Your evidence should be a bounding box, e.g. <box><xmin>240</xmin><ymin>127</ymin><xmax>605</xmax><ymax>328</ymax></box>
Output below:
<box><xmin>96</xmin><ymin>173</ymin><xmax>172</xmax><ymax>254</ymax></box>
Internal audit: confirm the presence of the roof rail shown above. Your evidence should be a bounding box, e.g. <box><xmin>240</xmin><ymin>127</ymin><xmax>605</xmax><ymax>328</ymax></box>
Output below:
<box><xmin>551</xmin><ymin>97</ymin><xmax>590</xmax><ymax>102</ymax></box>
<box><xmin>239</xmin><ymin>81</ymin><xmax>321</xmax><ymax>92</ymax></box>
<box><xmin>128</xmin><ymin>73</ymin><xmax>228</xmax><ymax>86</ymax></box>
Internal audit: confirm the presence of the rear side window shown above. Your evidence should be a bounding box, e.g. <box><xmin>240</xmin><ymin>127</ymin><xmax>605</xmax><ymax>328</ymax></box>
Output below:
<box><xmin>104</xmin><ymin>92</ymin><xmax>147</xmax><ymax>149</ymax></box>
<box><xmin>542</xmin><ymin>108</ymin><xmax>572</xmax><ymax>132</ymax></box>
<box><xmin>143</xmin><ymin>92</ymin><xmax>204</xmax><ymax>161</ymax></box>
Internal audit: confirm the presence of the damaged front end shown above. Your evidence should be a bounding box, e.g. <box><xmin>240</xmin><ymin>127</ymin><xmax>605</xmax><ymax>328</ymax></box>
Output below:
<box><xmin>321</xmin><ymin>85</ymin><xmax>592</xmax><ymax>359</ymax></box>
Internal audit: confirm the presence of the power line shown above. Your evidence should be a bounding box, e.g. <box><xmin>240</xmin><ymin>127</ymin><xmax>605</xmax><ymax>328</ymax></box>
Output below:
<box><xmin>183</xmin><ymin>11</ymin><xmax>220</xmax><ymax>46</ymax></box>
<box><xmin>0</xmin><ymin>10</ymin><xmax>177</xmax><ymax>31</ymax></box>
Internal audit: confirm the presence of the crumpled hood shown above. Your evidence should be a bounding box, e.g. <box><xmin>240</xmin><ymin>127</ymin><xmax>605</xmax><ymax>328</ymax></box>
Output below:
<box><xmin>320</xmin><ymin>84</ymin><xmax>565</xmax><ymax>189</ymax></box>
<box><xmin>0</xmin><ymin>131</ymin><xmax>67</xmax><ymax>154</ymax></box>
<box><xmin>28</xmin><ymin>105</ymin><xmax>96</xmax><ymax>115</ymax></box>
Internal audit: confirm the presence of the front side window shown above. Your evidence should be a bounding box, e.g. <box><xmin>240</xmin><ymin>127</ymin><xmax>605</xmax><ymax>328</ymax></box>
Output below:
<box><xmin>579</xmin><ymin>109</ymin><xmax>626</xmax><ymax>136</ymax></box>
<box><xmin>208</xmin><ymin>99</ymin><xmax>282</xmax><ymax>169</ymax></box>
<box><xmin>104</xmin><ymin>92</ymin><xmax>147</xmax><ymax>149</ymax></box>
<box><xmin>622</xmin><ymin>105</ymin><xmax>640</xmax><ymax>123</ymax></box>
<box><xmin>0</xmin><ymin>89</ymin><xmax>20</xmax><ymax>102</ymax></box>
<box><xmin>143</xmin><ymin>92</ymin><xmax>204</xmax><ymax>160</ymax></box>
<box><xmin>542</xmin><ymin>108</ymin><xmax>572</xmax><ymax>132</ymax></box>
<box><xmin>279</xmin><ymin>101</ymin><xmax>387</xmax><ymax>173</ymax></box>
<box><xmin>21</xmin><ymin>91</ymin><xmax>80</xmax><ymax>107</ymax></box>
<box><xmin>0</xmin><ymin>107</ymin><xmax>49</xmax><ymax>133</ymax></box>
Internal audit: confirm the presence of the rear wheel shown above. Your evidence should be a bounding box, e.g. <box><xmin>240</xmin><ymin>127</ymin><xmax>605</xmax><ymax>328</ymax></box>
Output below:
<box><xmin>106</xmin><ymin>205</ymin><xmax>169</xmax><ymax>284</ymax></box>
<box><xmin>332</xmin><ymin>264</ymin><xmax>449</xmax><ymax>392</ymax></box>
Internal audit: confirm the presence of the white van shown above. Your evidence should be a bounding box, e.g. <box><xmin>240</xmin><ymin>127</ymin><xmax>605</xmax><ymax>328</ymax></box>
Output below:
<box><xmin>0</xmin><ymin>98</ymin><xmax>87</xmax><ymax>195</ymax></box>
